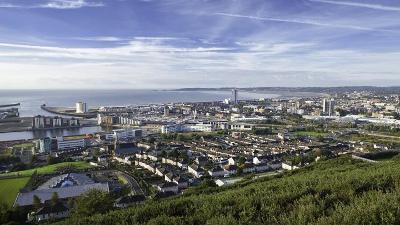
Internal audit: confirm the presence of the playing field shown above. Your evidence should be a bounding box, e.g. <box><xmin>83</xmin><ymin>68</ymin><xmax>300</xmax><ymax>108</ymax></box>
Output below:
<box><xmin>0</xmin><ymin>177</ymin><xmax>30</xmax><ymax>206</ymax></box>
<box><xmin>0</xmin><ymin>161</ymin><xmax>94</xmax><ymax>177</ymax></box>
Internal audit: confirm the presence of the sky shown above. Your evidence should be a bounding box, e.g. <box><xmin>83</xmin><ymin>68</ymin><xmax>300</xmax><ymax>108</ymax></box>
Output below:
<box><xmin>0</xmin><ymin>0</ymin><xmax>400</xmax><ymax>89</ymax></box>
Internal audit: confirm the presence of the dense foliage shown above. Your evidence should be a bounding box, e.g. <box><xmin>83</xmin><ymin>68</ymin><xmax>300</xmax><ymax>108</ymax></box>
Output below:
<box><xmin>70</xmin><ymin>189</ymin><xmax>114</xmax><ymax>217</ymax></box>
<box><xmin>52</xmin><ymin>156</ymin><xmax>400</xmax><ymax>225</ymax></box>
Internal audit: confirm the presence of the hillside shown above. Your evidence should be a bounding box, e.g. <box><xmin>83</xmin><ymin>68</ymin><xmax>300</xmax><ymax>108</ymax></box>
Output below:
<box><xmin>54</xmin><ymin>156</ymin><xmax>400</xmax><ymax>225</ymax></box>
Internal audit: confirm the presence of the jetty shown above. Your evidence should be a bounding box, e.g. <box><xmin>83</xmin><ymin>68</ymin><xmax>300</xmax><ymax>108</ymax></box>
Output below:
<box><xmin>0</xmin><ymin>103</ymin><xmax>20</xmax><ymax>108</ymax></box>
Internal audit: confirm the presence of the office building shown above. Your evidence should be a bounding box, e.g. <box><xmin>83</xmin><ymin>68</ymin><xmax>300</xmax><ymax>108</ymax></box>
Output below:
<box><xmin>39</xmin><ymin>137</ymin><xmax>52</xmax><ymax>153</ymax></box>
<box><xmin>322</xmin><ymin>98</ymin><xmax>336</xmax><ymax>116</ymax></box>
<box><xmin>56</xmin><ymin>137</ymin><xmax>86</xmax><ymax>151</ymax></box>
<box><xmin>76</xmin><ymin>102</ymin><xmax>87</xmax><ymax>114</ymax></box>
<box><xmin>232</xmin><ymin>89</ymin><xmax>239</xmax><ymax>104</ymax></box>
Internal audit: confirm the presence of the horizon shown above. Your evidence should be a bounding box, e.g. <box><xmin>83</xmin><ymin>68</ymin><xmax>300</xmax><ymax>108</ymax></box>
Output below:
<box><xmin>1</xmin><ymin>85</ymin><xmax>400</xmax><ymax>91</ymax></box>
<box><xmin>0</xmin><ymin>0</ymin><xmax>400</xmax><ymax>88</ymax></box>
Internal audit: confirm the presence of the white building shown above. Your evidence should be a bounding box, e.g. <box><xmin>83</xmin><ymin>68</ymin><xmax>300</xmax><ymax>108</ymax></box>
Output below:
<box><xmin>76</xmin><ymin>102</ymin><xmax>87</xmax><ymax>114</ymax></box>
<box><xmin>322</xmin><ymin>98</ymin><xmax>335</xmax><ymax>116</ymax></box>
<box><xmin>113</xmin><ymin>129</ymin><xmax>142</xmax><ymax>140</ymax></box>
<box><xmin>57</xmin><ymin>137</ymin><xmax>85</xmax><ymax>151</ymax></box>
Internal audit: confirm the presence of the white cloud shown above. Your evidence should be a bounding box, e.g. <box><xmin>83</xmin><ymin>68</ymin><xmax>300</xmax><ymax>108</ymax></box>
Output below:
<box><xmin>41</xmin><ymin>0</ymin><xmax>104</xmax><ymax>9</ymax></box>
<box><xmin>309</xmin><ymin>0</ymin><xmax>400</xmax><ymax>12</ymax></box>
<box><xmin>0</xmin><ymin>0</ymin><xmax>104</xmax><ymax>9</ymax></box>
<box><xmin>214</xmin><ymin>13</ymin><xmax>395</xmax><ymax>33</ymax></box>
<box><xmin>0</xmin><ymin>38</ymin><xmax>400</xmax><ymax>89</ymax></box>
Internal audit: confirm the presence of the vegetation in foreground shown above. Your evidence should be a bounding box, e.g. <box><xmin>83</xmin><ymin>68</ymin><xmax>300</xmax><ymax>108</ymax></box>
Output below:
<box><xmin>52</xmin><ymin>156</ymin><xmax>400</xmax><ymax>225</ymax></box>
<box><xmin>0</xmin><ymin>177</ymin><xmax>30</xmax><ymax>206</ymax></box>
<box><xmin>0</xmin><ymin>161</ymin><xmax>93</xmax><ymax>177</ymax></box>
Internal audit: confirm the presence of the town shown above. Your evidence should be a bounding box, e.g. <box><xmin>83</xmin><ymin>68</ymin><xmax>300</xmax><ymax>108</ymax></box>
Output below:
<box><xmin>1</xmin><ymin>88</ymin><xmax>400</xmax><ymax>223</ymax></box>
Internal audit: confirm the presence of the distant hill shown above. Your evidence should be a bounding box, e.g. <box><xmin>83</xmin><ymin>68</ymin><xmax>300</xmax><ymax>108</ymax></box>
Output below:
<box><xmin>174</xmin><ymin>86</ymin><xmax>400</xmax><ymax>94</ymax></box>
<box><xmin>54</xmin><ymin>156</ymin><xmax>400</xmax><ymax>225</ymax></box>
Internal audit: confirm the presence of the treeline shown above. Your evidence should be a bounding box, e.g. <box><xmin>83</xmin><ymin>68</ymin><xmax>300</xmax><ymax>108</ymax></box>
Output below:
<box><xmin>51</xmin><ymin>156</ymin><xmax>400</xmax><ymax>225</ymax></box>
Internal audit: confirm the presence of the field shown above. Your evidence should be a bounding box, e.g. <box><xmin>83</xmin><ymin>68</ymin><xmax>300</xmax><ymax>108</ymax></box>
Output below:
<box><xmin>12</xmin><ymin>142</ymin><xmax>34</xmax><ymax>148</ymax></box>
<box><xmin>294</xmin><ymin>131</ymin><xmax>328</xmax><ymax>137</ymax></box>
<box><xmin>0</xmin><ymin>161</ymin><xmax>94</xmax><ymax>177</ymax></box>
<box><xmin>0</xmin><ymin>177</ymin><xmax>30</xmax><ymax>206</ymax></box>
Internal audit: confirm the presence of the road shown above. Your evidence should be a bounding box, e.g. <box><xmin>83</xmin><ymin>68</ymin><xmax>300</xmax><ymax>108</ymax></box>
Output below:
<box><xmin>117</xmin><ymin>171</ymin><xmax>144</xmax><ymax>195</ymax></box>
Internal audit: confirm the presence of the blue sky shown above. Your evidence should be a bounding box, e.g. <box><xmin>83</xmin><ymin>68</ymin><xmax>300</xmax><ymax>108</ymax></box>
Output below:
<box><xmin>0</xmin><ymin>0</ymin><xmax>399</xmax><ymax>89</ymax></box>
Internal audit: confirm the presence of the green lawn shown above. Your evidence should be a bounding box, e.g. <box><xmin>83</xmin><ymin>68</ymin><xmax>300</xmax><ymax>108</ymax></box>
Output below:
<box><xmin>0</xmin><ymin>161</ymin><xmax>94</xmax><ymax>177</ymax></box>
<box><xmin>0</xmin><ymin>177</ymin><xmax>30</xmax><ymax>206</ymax></box>
<box><xmin>294</xmin><ymin>131</ymin><xmax>328</xmax><ymax>137</ymax></box>
<box><xmin>12</xmin><ymin>142</ymin><xmax>34</xmax><ymax>148</ymax></box>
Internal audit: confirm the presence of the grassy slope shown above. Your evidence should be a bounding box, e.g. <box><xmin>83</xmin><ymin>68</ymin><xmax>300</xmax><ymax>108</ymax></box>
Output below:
<box><xmin>0</xmin><ymin>177</ymin><xmax>30</xmax><ymax>206</ymax></box>
<box><xmin>0</xmin><ymin>161</ymin><xmax>93</xmax><ymax>177</ymax></box>
<box><xmin>53</xmin><ymin>156</ymin><xmax>400</xmax><ymax>225</ymax></box>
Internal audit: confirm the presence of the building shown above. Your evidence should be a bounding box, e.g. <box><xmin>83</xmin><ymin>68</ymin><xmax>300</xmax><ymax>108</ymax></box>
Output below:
<box><xmin>56</xmin><ymin>137</ymin><xmax>86</xmax><ymax>151</ymax></box>
<box><xmin>76</xmin><ymin>102</ymin><xmax>87</xmax><ymax>114</ymax></box>
<box><xmin>113</xmin><ymin>129</ymin><xmax>142</xmax><ymax>140</ymax></box>
<box><xmin>157</xmin><ymin>182</ymin><xmax>179</xmax><ymax>194</ymax></box>
<box><xmin>208</xmin><ymin>166</ymin><xmax>226</xmax><ymax>177</ymax></box>
<box><xmin>29</xmin><ymin>203</ymin><xmax>70</xmax><ymax>223</ymax></box>
<box><xmin>164</xmin><ymin>106</ymin><xmax>170</xmax><ymax>117</ymax></box>
<box><xmin>188</xmin><ymin>164</ymin><xmax>205</xmax><ymax>178</ymax></box>
<box><xmin>32</xmin><ymin>116</ymin><xmax>80</xmax><ymax>130</ymax></box>
<box><xmin>114</xmin><ymin>195</ymin><xmax>146</xmax><ymax>208</ymax></box>
<box><xmin>322</xmin><ymin>98</ymin><xmax>336</xmax><ymax>116</ymax></box>
<box><xmin>39</xmin><ymin>137</ymin><xmax>52</xmax><ymax>153</ymax></box>
<box><xmin>232</xmin><ymin>89</ymin><xmax>239</xmax><ymax>104</ymax></box>
<box><xmin>14</xmin><ymin>173</ymin><xmax>109</xmax><ymax>207</ymax></box>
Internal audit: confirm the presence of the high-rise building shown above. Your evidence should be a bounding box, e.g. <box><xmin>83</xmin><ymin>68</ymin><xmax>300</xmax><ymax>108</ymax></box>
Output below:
<box><xmin>164</xmin><ymin>106</ymin><xmax>170</xmax><ymax>117</ymax></box>
<box><xmin>322</xmin><ymin>98</ymin><xmax>336</xmax><ymax>116</ymax></box>
<box><xmin>232</xmin><ymin>89</ymin><xmax>238</xmax><ymax>104</ymax></box>
<box><xmin>76</xmin><ymin>102</ymin><xmax>87</xmax><ymax>114</ymax></box>
<box><xmin>39</xmin><ymin>137</ymin><xmax>52</xmax><ymax>153</ymax></box>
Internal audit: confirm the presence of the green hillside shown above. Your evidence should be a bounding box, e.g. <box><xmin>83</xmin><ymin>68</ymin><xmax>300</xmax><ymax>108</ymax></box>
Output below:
<box><xmin>54</xmin><ymin>156</ymin><xmax>400</xmax><ymax>225</ymax></box>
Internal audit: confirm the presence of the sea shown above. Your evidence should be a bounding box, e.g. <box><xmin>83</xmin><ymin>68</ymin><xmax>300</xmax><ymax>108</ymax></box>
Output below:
<box><xmin>0</xmin><ymin>89</ymin><xmax>279</xmax><ymax>141</ymax></box>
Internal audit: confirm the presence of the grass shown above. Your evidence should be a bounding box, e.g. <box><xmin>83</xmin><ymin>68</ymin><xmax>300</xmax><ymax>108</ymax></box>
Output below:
<box><xmin>0</xmin><ymin>161</ymin><xmax>94</xmax><ymax>177</ymax></box>
<box><xmin>294</xmin><ymin>131</ymin><xmax>328</xmax><ymax>137</ymax></box>
<box><xmin>346</xmin><ymin>134</ymin><xmax>400</xmax><ymax>145</ymax></box>
<box><xmin>0</xmin><ymin>177</ymin><xmax>30</xmax><ymax>206</ymax></box>
<box><xmin>12</xmin><ymin>142</ymin><xmax>34</xmax><ymax>148</ymax></box>
<box><xmin>118</xmin><ymin>174</ymin><xmax>129</xmax><ymax>185</ymax></box>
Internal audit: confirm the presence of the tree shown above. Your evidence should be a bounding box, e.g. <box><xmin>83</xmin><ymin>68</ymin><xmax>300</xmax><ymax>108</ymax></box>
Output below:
<box><xmin>32</xmin><ymin>195</ymin><xmax>42</xmax><ymax>210</ymax></box>
<box><xmin>47</xmin><ymin>155</ymin><xmax>58</xmax><ymax>165</ymax></box>
<box><xmin>51</xmin><ymin>192</ymin><xmax>60</xmax><ymax>207</ymax></box>
<box><xmin>72</xmin><ymin>189</ymin><xmax>113</xmax><ymax>217</ymax></box>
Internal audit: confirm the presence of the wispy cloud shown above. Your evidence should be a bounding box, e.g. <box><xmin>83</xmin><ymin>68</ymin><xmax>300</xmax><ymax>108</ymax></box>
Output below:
<box><xmin>215</xmin><ymin>12</ymin><xmax>393</xmax><ymax>32</ymax></box>
<box><xmin>0</xmin><ymin>0</ymin><xmax>104</xmax><ymax>9</ymax></box>
<box><xmin>309</xmin><ymin>0</ymin><xmax>400</xmax><ymax>12</ymax></box>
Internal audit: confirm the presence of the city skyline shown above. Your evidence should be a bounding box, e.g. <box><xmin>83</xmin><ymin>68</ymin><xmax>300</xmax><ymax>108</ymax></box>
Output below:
<box><xmin>0</xmin><ymin>0</ymin><xmax>400</xmax><ymax>89</ymax></box>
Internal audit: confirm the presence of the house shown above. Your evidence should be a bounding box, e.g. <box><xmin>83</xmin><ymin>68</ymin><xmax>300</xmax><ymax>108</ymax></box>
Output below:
<box><xmin>282</xmin><ymin>161</ymin><xmax>299</xmax><ymax>170</ymax></box>
<box><xmin>147</xmin><ymin>152</ymin><xmax>159</xmax><ymax>161</ymax></box>
<box><xmin>208</xmin><ymin>166</ymin><xmax>226</xmax><ymax>177</ymax></box>
<box><xmin>28</xmin><ymin>203</ymin><xmax>70</xmax><ymax>223</ymax></box>
<box><xmin>173</xmin><ymin>176</ymin><xmax>189</xmax><ymax>189</ymax></box>
<box><xmin>195</xmin><ymin>156</ymin><xmax>209</xmax><ymax>166</ymax></box>
<box><xmin>156</xmin><ymin>167</ymin><xmax>169</xmax><ymax>177</ymax></box>
<box><xmin>242</xmin><ymin>163</ymin><xmax>256</xmax><ymax>173</ymax></box>
<box><xmin>268</xmin><ymin>160</ymin><xmax>282</xmax><ymax>170</ymax></box>
<box><xmin>164</xmin><ymin>172</ymin><xmax>175</xmax><ymax>182</ymax></box>
<box><xmin>253</xmin><ymin>156</ymin><xmax>269</xmax><ymax>165</ymax></box>
<box><xmin>188</xmin><ymin>164</ymin><xmax>205</xmax><ymax>178</ymax></box>
<box><xmin>224</xmin><ymin>165</ymin><xmax>238</xmax><ymax>175</ymax></box>
<box><xmin>157</xmin><ymin>182</ymin><xmax>179</xmax><ymax>194</ymax></box>
<box><xmin>98</xmin><ymin>154</ymin><xmax>111</xmax><ymax>163</ymax></box>
<box><xmin>114</xmin><ymin>195</ymin><xmax>146</xmax><ymax>208</ymax></box>
<box><xmin>177</xmin><ymin>159</ymin><xmax>188</xmax><ymax>170</ymax></box>
<box><xmin>255</xmin><ymin>163</ymin><xmax>269</xmax><ymax>172</ymax></box>
<box><xmin>135</xmin><ymin>161</ymin><xmax>156</xmax><ymax>173</ymax></box>
<box><xmin>228</xmin><ymin>156</ymin><xmax>239</xmax><ymax>165</ymax></box>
